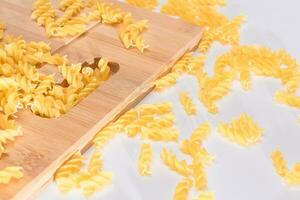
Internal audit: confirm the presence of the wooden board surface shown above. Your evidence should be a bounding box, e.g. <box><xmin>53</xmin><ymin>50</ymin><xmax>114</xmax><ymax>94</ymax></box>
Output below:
<box><xmin>0</xmin><ymin>1</ymin><xmax>202</xmax><ymax>200</ymax></box>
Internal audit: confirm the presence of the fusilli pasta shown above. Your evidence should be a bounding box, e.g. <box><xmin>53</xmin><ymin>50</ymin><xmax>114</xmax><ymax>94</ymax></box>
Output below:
<box><xmin>138</xmin><ymin>143</ymin><xmax>153</xmax><ymax>176</ymax></box>
<box><xmin>179</xmin><ymin>91</ymin><xmax>197</xmax><ymax>115</ymax></box>
<box><xmin>218</xmin><ymin>113</ymin><xmax>263</xmax><ymax>147</ymax></box>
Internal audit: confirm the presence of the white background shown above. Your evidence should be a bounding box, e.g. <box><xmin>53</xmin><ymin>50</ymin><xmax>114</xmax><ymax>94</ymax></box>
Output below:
<box><xmin>37</xmin><ymin>0</ymin><xmax>300</xmax><ymax>199</ymax></box>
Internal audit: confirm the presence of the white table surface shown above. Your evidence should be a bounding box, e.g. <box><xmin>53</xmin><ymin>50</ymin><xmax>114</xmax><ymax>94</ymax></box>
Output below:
<box><xmin>37</xmin><ymin>0</ymin><xmax>300</xmax><ymax>199</ymax></box>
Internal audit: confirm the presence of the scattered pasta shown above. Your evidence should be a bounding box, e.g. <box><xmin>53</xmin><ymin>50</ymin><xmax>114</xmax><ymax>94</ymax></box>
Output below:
<box><xmin>160</xmin><ymin>148</ymin><xmax>192</xmax><ymax>177</ymax></box>
<box><xmin>179</xmin><ymin>91</ymin><xmax>197</xmax><ymax>115</ymax></box>
<box><xmin>218</xmin><ymin>113</ymin><xmax>263</xmax><ymax>147</ymax></box>
<box><xmin>138</xmin><ymin>143</ymin><xmax>153</xmax><ymax>176</ymax></box>
<box><xmin>194</xmin><ymin>191</ymin><xmax>215</xmax><ymax>200</ymax></box>
<box><xmin>271</xmin><ymin>149</ymin><xmax>300</xmax><ymax>186</ymax></box>
<box><xmin>173</xmin><ymin>178</ymin><xmax>193</xmax><ymax>200</ymax></box>
<box><xmin>126</xmin><ymin>0</ymin><xmax>157</xmax><ymax>9</ymax></box>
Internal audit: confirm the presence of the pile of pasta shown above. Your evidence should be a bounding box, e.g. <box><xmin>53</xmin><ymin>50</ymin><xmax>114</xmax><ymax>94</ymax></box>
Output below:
<box><xmin>0</xmin><ymin>21</ymin><xmax>114</xmax><ymax>185</ymax></box>
<box><xmin>31</xmin><ymin>0</ymin><xmax>149</xmax><ymax>52</ymax></box>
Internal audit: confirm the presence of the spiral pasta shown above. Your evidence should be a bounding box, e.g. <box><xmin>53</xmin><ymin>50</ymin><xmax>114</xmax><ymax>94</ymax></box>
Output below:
<box><xmin>284</xmin><ymin>164</ymin><xmax>300</xmax><ymax>186</ymax></box>
<box><xmin>172</xmin><ymin>52</ymin><xmax>193</xmax><ymax>74</ymax></box>
<box><xmin>77</xmin><ymin>171</ymin><xmax>113</xmax><ymax>196</ymax></box>
<box><xmin>271</xmin><ymin>149</ymin><xmax>300</xmax><ymax>186</ymax></box>
<box><xmin>218</xmin><ymin>113</ymin><xmax>263</xmax><ymax>147</ymax></box>
<box><xmin>161</xmin><ymin>148</ymin><xmax>192</xmax><ymax>177</ymax></box>
<box><xmin>199</xmin><ymin>71</ymin><xmax>236</xmax><ymax>114</ymax></box>
<box><xmin>192</xmin><ymin>155</ymin><xmax>207</xmax><ymax>191</ymax></box>
<box><xmin>198</xmin><ymin>29</ymin><xmax>216</xmax><ymax>53</ymax></box>
<box><xmin>0</xmin><ymin>166</ymin><xmax>23</xmax><ymax>184</ymax></box>
<box><xmin>88</xmin><ymin>152</ymin><xmax>103</xmax><ymax>175</ymax></box>
<box><xmin>154</xmin><ymin>72</ymin><xmax>180</xmax><ymax>92</ymax></box>
<box><xmin>0</xmin><ymin>22</ymin><xmax>5</xmax><ymax>40</ymax></box>
<box><xmin>271</xmin><ymin>149</ymin><xmax>288</xmax><ymax>177</ymax></box>
<box><xmin>173</xmin><ymin>178</ymin><xmax>193</xmax><ymax>200</ymax></box>
<box><xmin>54</xmin><ymin>152</ymin><xmax>84</xmax><ymax>192</ymax></box>
<box><xmin>275</xmin><ymin>91</ymin><xmax>300</xmax><ymax>109</ymax></box>
<box><xmin>141</xmin><ymin>127</ymin><xmax>178</xmax><ymax>142</ymax></box>
<box><xmin>0</xmin><ymin>128</ymin><xmax>23</xmax><ymax>158</ymax></box>
<box><xmin>194</xmin><ymin>191</ymin><xmax>215</xmax><ymax>200</ymax></box>
<box><xmin>179</xmin><ymin>91</ymin><xmax>197</xmax><ymax>115</ymax></box>
<box><xmin>126</xmin><ymin>0</ymin><xmax>157</xmax><ymax>9</ymax></box>
<box><xmin>190</xmin><ymin>122</ymin><xmax>211</xmax><ymax>145</ymax></box>
<box><xmin>138</xmin><ymin>143</ymin><xmax>153</xmax><ymax>176</ymax></box>
<box><xmin>93</xmin><ymin>123</ymin><xmax>120</xmax><ymax>148</ymax></box>
<box><xmin>119</xmin><ymin>19</ymin><xmax>149</xmax><ymax>52</ymax></box>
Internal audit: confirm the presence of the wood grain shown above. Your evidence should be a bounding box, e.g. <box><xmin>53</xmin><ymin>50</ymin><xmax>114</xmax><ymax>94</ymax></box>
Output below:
<box><xmin>0</xmin><ymin>1</ymin><xmax>202</xmax><ymax>199</ymax></box>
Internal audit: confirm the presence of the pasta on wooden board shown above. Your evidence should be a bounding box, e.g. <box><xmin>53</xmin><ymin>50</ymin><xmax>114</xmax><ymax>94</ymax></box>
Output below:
<box><xmin>126</xmin><ymin>0</ymin><xmax>157</xmax><ymax>9</ymax></box>
<box><xmin>0</xmin><ymin>166</ymin><xmax>23</xmax><ymax>184</ymax></box>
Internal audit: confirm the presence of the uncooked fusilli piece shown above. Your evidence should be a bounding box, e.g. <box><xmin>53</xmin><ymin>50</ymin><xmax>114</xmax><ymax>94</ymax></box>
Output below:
<box><xmin>88</xmin><ymin>151</ymin><xmax>103</xmax><ymax>175</ymax></box>
<box><xmin>194</xmin><ymin>191</ymin><xmax>215</xmax><ymax>200</ymax></box>
<box><xmin>93</xmin><ymin>123</ymin><xmax>120</xmax><ymax>148</ymax></box>
<box><xmin>173</xmin><ymin>178</ymin><xmax>193</xmax><ymax>200</ymax></box>
<box><xmin>54</xmin><ymin>152</ymin><xmax>84</xmax><ymax>192</ymax></box>
<box><xmin>77</xmin><ymin>171</ymin><xmax>113</xmax><ymax>196</ymax></box>
<box><xmin>218</xmin><ymin>113</ymin><xmax>263</xmax><ymax>147</ymax></box>
<box><xmin>0</xmin><ymin>166</ymin><xmax>23</xmax><ymax>184</ymax></box>
<box><xmin>284</xmin><ymin>164</ymin><xmax>300</xmax><ymax>186</ymax></box>
<box><xmin>172</xmin><ymin>52</ymin><xmax>193</xmax><ymax>74</ymax></box>
<box><xmin>119</xmin><ymin>19</ymin><xmax>149</xmax><ymax>52</ymax></box>
<box><xmin>161</xmin><ymin>148</ymin><xmax>192</xmax><ymax>177</ymax></box>
<box><xmin>190</xmin><ymin>122</ymin><xmax>211</xmax><ymax>145</ymax></box>
<box><xmin>154</xmin><ymin>72</ymin><xmax>180</xmax><ymax>92</ymax></box>
<box><xmin>271</xmin><ymin>149</ymin><xmax>288</xmax><ymax>177</ymax></box>
<box><xmin>271</xmin><ymin>149</ymin><xmax>300</xmax><ymax>186</ymax></box>
<box><xmin>179</xmin><ymin>91</ymin><xmax>197</xmax><ymax>115</ymax></box>
<box><xmin>126</xmin><ymin>0</ymin><xmax>157</xmax><ymax>9</ymax></box>
<box><xmin>138</xmin><ymin>143</ymin><xmax>153</xmax><ymax>176</ymax></box>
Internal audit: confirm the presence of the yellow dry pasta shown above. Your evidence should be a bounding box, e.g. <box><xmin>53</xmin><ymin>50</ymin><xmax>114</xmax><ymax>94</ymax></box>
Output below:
<box><xmin>77</xmin><ymin>171</ymin><xmax>113</xmax><ymax>196</ymax></box>
<box><xmin>179</xmin><ymin>91</ymin><xmax>197</xmax><ymax>115</ymax></box>
<box><xmin>141</xmin><ymin>127</ymin><xmax>178</xmax><ymax>142</ymax></box>
<box><xmin>172</xmin><ymin>52</ymin><xmax>193</xmax><ymax>74</ymax></box>
<box><xmin>126</xmin><ymin>0</ymin><xmax>157</xmax><ymax>9</ymax></box>
<box><xmin>194</xmin><ymin>191</ymin><xmax>215</xmax><ymax>200</ymax></box>
<box><xmin>88</xmin><ymin>152</ymin><xmax>103</xmax><ymax>175</ymax></box>
<box><xmin>93</xmin><ymin>123</ymin><xmax>120</xmax><ymax>148</ymax></box>
<box><xmin>154</xmin><ymin>72</ymin><xmax>180</xmax><ymax>92</ymax></box>
<box><xmin>192</xmin><ymin>158</ymin><xmax>207</xmax><ymax>191</ymax></box>
<box><xmin>119</xmin><ymin>19</ymin><xmax>149</xmax><ymax>52</ymax></box>
<box><xmin>54</xmin><ymin>152</ymin><xmax>84</xmax><ymax>192</ymax></box>
<box><xmin>275</xmin><ymin>91</ymin><xmax>300</xmax><ymax>109</ymax></box>
<box><xmin>160</xmin><ymin>148</ymin><xmax>192</xmax><ymax>177</ymax></box>
<box><xmin>173</xmin><ymin>178</ymin><xmax>193</xmax><ymax>200</ymax></box>
<box><xmin>0</xmin><ymin>166</ymin><xmax>23</xmax><ymax>184</ymax></box>
<box><xmin>138</xmin><ymin>143</ymin><xmax>153</xmax><ymax>176</ymax></box>
<box><xmin>284</xmin><ymin>164</ymin><xmax>300</xmax><ymax>186</ymax></box>
<box><xmin>190</xmin><ymin>122</ymin><xmax>211</xmax><ymax>145</ymax></box>
<box><xmin>271</xmin><ymin>149</ymin><xmax>300</xmax><ymax>186</ymax></box>
<box><xmin>271</xmin><ymin>149</ymin><xmax>288</xmax><ymax>177</ymax></box>
<box><xmin>198</xmin><ymin>71</ymin><xmax>236</xmax><ymax>114</ymax></box>
<box><xmin>218</xmin><ymin>113</ymin><xmax>263</xmax><ymax>147</ymax></box>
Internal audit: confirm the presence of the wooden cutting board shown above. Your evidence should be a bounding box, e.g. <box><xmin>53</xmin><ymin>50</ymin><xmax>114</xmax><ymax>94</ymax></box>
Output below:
<box><xmin>0</xmin><ymin>1</ymin><xmax>202</xmax><ymax>199</ymax></box>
